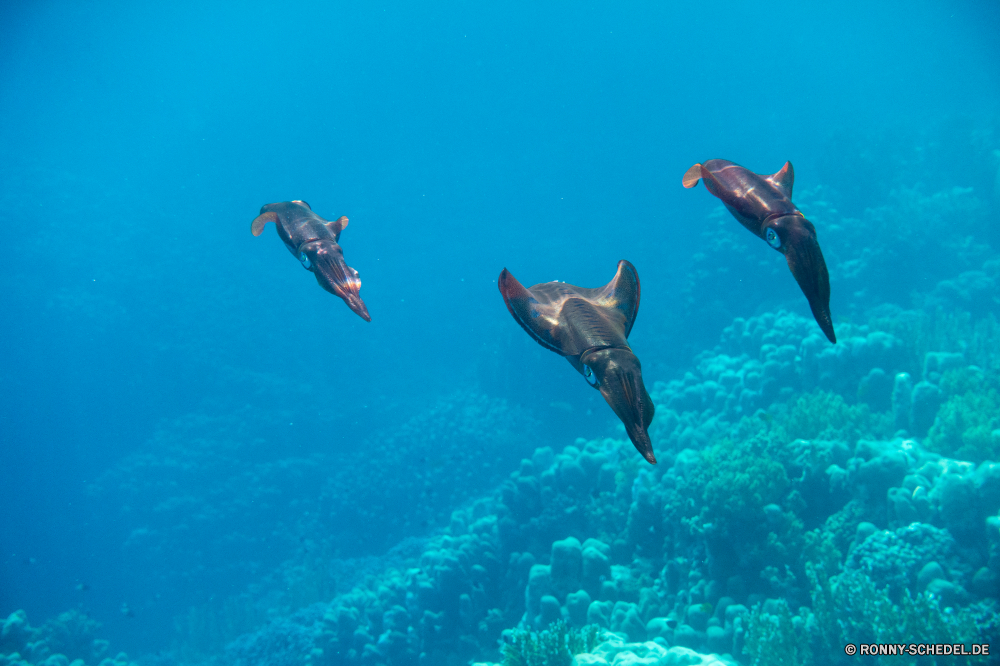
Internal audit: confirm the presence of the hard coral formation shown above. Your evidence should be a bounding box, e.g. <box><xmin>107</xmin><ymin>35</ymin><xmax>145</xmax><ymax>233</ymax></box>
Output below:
<box><xmin>649</xmin><ymin>310</ymin><xmax>904</xmax><ymax>452</ymax></box>
<box><xmin>571</xmin><ymin>635</ymin><xmax>736</xmax><ymax>666</ymax></box>
<box><xmin>163</xmin><ymin>300</ymin><xmax>1000</xmax><ymax>666</ymax></box>
<box><xmin>927</xmin><ymin>367</ymin><xmax>1000</xmax><ymax>462</ymax></box>
<box><xmin>845</xmin><ymin>523</ymin><xmax>961</xmax><ymax>600</ymax></box>
<box><xmin>88</xmin><ymin>390</ymin><xmax>541</xmax><ymax>638</ymax></box>
<box><xmin>0</xmin><ymin>610</ymin><xmax>121</xmax><ymax>666</ymax></box>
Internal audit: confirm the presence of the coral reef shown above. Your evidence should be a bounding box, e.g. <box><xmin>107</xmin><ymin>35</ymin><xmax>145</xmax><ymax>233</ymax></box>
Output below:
<box><xmin>85</xmin><ymin>389</ymin><xmax>542</xmax><ymax>652</ymax></box>
<box><xmin>158</xmin><ymin>308</ymin><xmax>1000</xmax><ymax>666</ymax></box>
<box><xmin>926</xmin><ymin>367</ymin><xmax>1000</xmax><ymax>462</ymax></box>
<box><xmin>15</xmin><ymin>166</ymin><xmax>1000</xmax><ymax>665</ymax></box>
<box><xmin>0</xmin><ymin>610</ymin><xmax>128</xmax><ymax>666</ymax></box>
<box><xmin>143</xmin><ymin>286</ymin><xmax>1000</xmax><ymax>666</ymax></box>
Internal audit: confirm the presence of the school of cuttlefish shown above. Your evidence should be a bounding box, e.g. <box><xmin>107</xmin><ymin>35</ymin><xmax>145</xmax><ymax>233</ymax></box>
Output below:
<box><xmin>251</xmin><ymin>159</ymin><xmax>835</xmax><ymax>465</ymax></box>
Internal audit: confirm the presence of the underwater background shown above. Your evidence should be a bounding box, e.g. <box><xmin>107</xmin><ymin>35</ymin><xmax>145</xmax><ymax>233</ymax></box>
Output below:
<box><xmin>3</xmin><ymin>1</ymin><xmax>1000</xmax><ymax>664</ymax></box>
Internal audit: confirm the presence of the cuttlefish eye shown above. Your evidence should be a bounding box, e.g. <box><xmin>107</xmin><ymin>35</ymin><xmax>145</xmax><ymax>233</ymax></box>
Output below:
<box><xmin>299</xmin><ymin>252</ymin><xmax>312</xmax><ymax>269</ymax></box>
<box><xmin>766</xmin><ymin>227</ymin><xmax>781</xmax><ymax>249</ymax></box>
<box><xmin>583</xmin><ymin>365</ymin><xmax>599</xmax><ymax>387</ymax></box>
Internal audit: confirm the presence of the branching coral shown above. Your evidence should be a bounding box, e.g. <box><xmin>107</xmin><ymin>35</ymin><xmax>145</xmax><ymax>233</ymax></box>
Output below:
<box><xmin>926</xmin><ymin>368</ymin><xmax>1000</xmax><ymax>463</ymax></box>
<box><xmin>665</xmin><ymin>426</ymin><xmax>807</xmax><ymax>584</ymax></box>
<box><xmin>771</xmin><ymin>390</ymin><xmax>894</xmax><ymax>443</ymax></box>
<box><xmin>500</xmin><ymin>622</ymin><xmax>600</xmax><ymax>666</ymax></box>
<box><xmin>695</xmin><ymin>432</ymin><xmax>791</xmax><ymax>532</ymax></box>
<box><xmin>807</xmin><ymin>564</ymin><xmax>997</xmax><ymax>665</ymax></box>
<box><xmin>744</xmin><ymin>598</ymin><xmax>812</xmax><ymax>666</ymax></box>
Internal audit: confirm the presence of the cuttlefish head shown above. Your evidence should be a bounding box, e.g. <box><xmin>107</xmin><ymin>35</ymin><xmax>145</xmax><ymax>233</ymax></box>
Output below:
<box><xmin>579</xmin><ymin>347</ymin><xmax>656</xmax><ymax>464</ymax></box>
<box><xmin>763</xmin><ymin>214</ymin><xmax>835</xmax><ymax>343</ymax></box>
<box><xmin>297</xmin><ymin>239</ymin><xmax>371</xmax><ymax>322</ymax></box>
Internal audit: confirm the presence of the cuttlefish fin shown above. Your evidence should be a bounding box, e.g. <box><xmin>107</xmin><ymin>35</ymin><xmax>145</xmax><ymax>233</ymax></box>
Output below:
<box><xmin>251</xmin><ymin>211</ymin><xmax>279</xmax><ymax>237</ymax></box>
<box><xmin>765</xmin><ymin>161</ymin><xmax>794</xmax><ymax>199</ymax></box>
<box><xmin>589</xmin><ymin>260</ymin><xmax>641</xmax><ymax>339</ymax></box>
<box><xmin>682</xmin><ymin>163</ymin><xmax>704</xmax><ymax>188</ymax></box>
<box><xmin>325</xmin><ymin>215</ymin><xmax>348</xmax><ymax>240</ymax></box>
<box><xmin>578</xmin><ymin>259</ymin><xmax>639</xmax><ymax>338</ymax></box>
<box><xmin>498</xmin><ymin>269</ymin><xmax>564</xmax><ymax>355</ymax></box>
<box><xmin>683</xmin><ymin>163</ymin><xmax>728</xmax><ymax>201</ymax></box>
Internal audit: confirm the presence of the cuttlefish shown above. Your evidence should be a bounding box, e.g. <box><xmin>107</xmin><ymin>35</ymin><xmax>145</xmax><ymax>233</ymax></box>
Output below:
<box><xmin>498</xmin><ymin>261</ymin><xmax>656</xmax><ymax>464</ymax></box>
<box><xmin>252</xmin><ymin>200</ymin><xmax>370</xmax><ymax>322</ymax></box>
<box><xmin>683</xmin><ymin>160</ymin><xmax>835</xmax><ymax>343</ymax></box>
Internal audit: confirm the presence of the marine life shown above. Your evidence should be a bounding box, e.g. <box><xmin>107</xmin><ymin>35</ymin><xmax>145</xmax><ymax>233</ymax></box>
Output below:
<box><xmin>252</xmin><ymin>200</ymin><xmax>371</xmax><ymax>321</ymax></box>
<box><xmin>682</xmin><ymin>159</ymin><xmax>836</xmax><ymax>343</ymax></box>
<box><xmin>498</xmin><ymin>261</ymin><xmax>657</xmax><ymax>464</ymax></box>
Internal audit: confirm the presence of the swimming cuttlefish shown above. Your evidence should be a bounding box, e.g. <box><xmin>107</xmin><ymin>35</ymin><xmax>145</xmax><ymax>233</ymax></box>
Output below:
<box><xmin>683</xmin><ymin>160</ymin><xmax>835</xmax><ymax>343</ymax></box>
<box><xmin>252</xmin><ymin>200</ymin><xmax>371</xmax><ymax>321</ymax></box>
<box><xmin>498</xmin><ymin>260</ymin><xmax>657</xmax><ymax>464</ymax></box>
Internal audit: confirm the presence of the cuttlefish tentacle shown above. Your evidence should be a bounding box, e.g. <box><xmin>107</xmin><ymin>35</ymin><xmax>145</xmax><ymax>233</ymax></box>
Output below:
<box><xmin>498</xmin><ymin>261</ymin><xmax>656</xmax><ymax>464</ymax></box>
<box><xmin>682</xmin><ymin>159</ymin><xmax>835</xmax><ymax>343</ymax></box>
<box><xmin>251</xmin><ymin>201</ymin><xmax>370</xmax><ymax>322</ymax></box>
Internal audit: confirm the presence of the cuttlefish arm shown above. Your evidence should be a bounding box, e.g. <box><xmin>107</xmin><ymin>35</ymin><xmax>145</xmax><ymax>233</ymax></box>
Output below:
<box><xmin>683</xmin><ymin>159</ymin><xmax>835</xmax><ymax>343</ymax></box>
<box><xmin>251</xmin><ymin>200</ymin><xmax>370</xmax><ymax>322</ymax></box>
<box><xmin>498</xmin><ymin>260</ymin><xmax>656</xmax><ymax>464</ymax></box>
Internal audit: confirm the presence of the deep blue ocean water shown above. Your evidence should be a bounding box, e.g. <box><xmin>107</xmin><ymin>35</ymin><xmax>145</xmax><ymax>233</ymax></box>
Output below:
<box><xmin>2</xmin><ymin>0</ymin><xmax>1000</xmax><ymax>660</ymax></box>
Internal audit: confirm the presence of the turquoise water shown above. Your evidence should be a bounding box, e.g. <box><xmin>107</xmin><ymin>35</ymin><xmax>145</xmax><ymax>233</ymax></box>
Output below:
<box><xmin>1</xmin><ymin>2</ymin><xmax>999</xmax><ymax>664</ymax></box>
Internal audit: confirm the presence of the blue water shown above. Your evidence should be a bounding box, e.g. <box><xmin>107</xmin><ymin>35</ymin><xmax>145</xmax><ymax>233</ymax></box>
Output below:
<box><xmin>2</xmin><ymin>0</ymin><xmax>999</xmax><ymax>658</ymax></box>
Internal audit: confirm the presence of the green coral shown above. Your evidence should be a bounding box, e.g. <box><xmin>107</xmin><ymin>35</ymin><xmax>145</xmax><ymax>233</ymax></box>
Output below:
<box><xmin>867</xmin><ymin>307</ymin><xmax>1000</xmax><ymax>377</ymax></box>
<box><xmin>744</xmin><ymin>598</ymin><xmax>813</xmax><ymax>666</ymax></box>
<box><xmin>800</xmin><ymin>501</ymin><xmax>868</xmax><ymax>576</ymax></box>
<box><xmin>667</xmin><ymin>425</ymin><xmax>806</xmax><ymax>579</ymax></box>
<box><xmin>772</xmin><ymin>390</ymin><xmax>893</xmax><ymax>442</ymax></box>
<box><xmin>501</xmin><ymin>621</ymin><xmax>601</xmax><ymax>666</ymax></box>
<box><xmin>807</xmin><ymin>565</ymin><xmax>995</xmax><ymax>665</ymax></box>
<box><xmin>695</xmin><ymin>430</ymin><xmax>790</xmax><ymax>528</ymax></box>
<box><xmin>926</xmin><ymin>368</ymin><xmax>1000</xmax><ymax>463</ymax></box>
<box><xmin>800</xmin><ymin>528</ymin><xmax>843</xmax><ymax>581</ymax></box>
